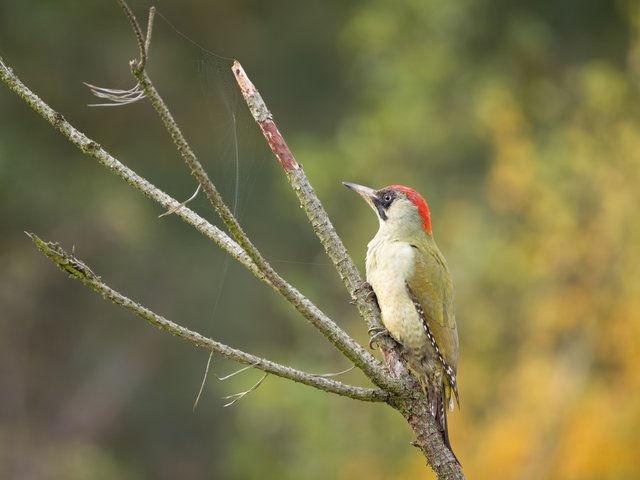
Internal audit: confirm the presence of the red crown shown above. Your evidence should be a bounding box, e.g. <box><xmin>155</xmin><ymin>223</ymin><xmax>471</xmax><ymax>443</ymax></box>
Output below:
<box><xmin>386</xmin><ymin>185</ymin><xmax>432</xmax><ymax>235</ymax></box>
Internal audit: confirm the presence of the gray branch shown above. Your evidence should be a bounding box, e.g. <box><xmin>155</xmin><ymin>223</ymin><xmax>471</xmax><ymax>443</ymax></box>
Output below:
<box><xmin>136</xmin><ymin>67</ymin><xmax>390</xmax><ymax>387</ymax></box>
<box><xmin>27</xmin><ymin>233</ymin><xmax>387</xmax><ymax>403</ymax></box>
<box><xmin>0</xmin><ymin>12</ymin><xmax>465</xmax><ymax>475</ymax></box>
<box><xmin>0</xmin><ymin>58</ymin><xmax>258</xmax><ymax>280</ymax></box>
<box><xmin>232</xmin><ymin>60</ymin><xmax>464</xmax><ymax>480</ymax></box>
<box><xmin>232</xmin><ymin>62</ymin><xmax>407</xmax><ymax>388</ymax></box>
<box><xmin>0</xmin><ymin>56</ymin><xmax>378</xmax><ymax>389</ymax></box>
<box><xmin>109</xmin><ymin>3</ymin><xmax>391</xmax><ymax>390</ymax></box>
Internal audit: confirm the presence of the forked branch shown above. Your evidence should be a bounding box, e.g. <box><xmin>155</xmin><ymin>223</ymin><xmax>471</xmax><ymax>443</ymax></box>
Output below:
<box><xmin>0</xmin><ymin>2</ymin><xmax>465</xmax><ymax>475</ymax></box>
<box><xmin>231</xmin><ymin>52</ymin><xmax>464</xmax><ymax>480</ymax></box>
<box><xmin>27</xmin><ymin>233</ymin><xmax>387</xmax><ymax>403</ymax></box>
<box><xmin>0</xmin><ymin>53</ymin><xmax>387</xmax><ymax>391</ymax></box>
<box><xmin>113</xmin><ymin>4</ymin><xmax>395</xmax><ymax>391</ymax></box>
<box><xmin>231</xmin><ymin>62</ymin><xmax>406</xmax><ymax>376</ymax></box>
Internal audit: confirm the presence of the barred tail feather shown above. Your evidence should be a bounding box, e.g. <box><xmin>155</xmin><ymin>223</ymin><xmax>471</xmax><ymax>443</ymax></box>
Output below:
<box><xmin>406</xmin><ymin>283</ymin><xmax>460</xmax><ymax>411</ymax></box>
<box><xmin>445</xmin><ymin>374</ymin><xmax>460</xmax><ymax>412</ymax></box>
<box><xmin>427</xmin><ymin>378</ymin><xmax>460</xmax><ymax>465</ymax></box>
<box><xmin>438</xmin><ymin>393</ymin><xmax>460</xmax><ymax>465</ymax></box>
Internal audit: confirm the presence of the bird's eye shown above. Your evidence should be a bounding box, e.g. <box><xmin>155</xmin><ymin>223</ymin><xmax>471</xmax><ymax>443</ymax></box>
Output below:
<box><xmin>379</xmin><ymin>191</ymin><xmax>395</xmax><ymax>209</ymax></box>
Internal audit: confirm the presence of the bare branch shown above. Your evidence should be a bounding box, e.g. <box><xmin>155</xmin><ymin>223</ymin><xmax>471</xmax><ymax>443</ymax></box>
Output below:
<box><xmin>1</xmin><ymin>39</ymin><xmax>464</xmax><ymax>478</ymax></box>
<box><xmin>0</xmin><ymin>54</ymin><xmax>392</xmax><ymax>393</ymax></box>
<box><xmin>111</xmin><ymin>8</ymin><xmax>393</xmax><ymax>390</ymax></box>
<box><xmin>83</xmin><ymin>4</ymin><xmax>154</xmax><ymax>107</ymax></box>
<box><xmin>231</xmin><ymin>61</ymin><xmax>465</xmax><ymax>479</ymax></box>
<box><xmin>116</xmin><ymin>0</ymin><xmax>147</xmax><ymax>72</ymax></box>
<box><xmin>144</xmin><ymin>7</ymin><xmax>156</xmax><ymax>57</ymax></box>
<box><xmin>391</xmin><ymin>394</ymin><xmax>465</xmax><ymax>479</ymax></box>
<box><xmin>0</xmin><ymin>56</ymin><xmax>266</xmax><ymax>279</ymax></box>
<box><xmin>232</xmin><ymin>61</ymin><xmax>405</xmax><ymax>378</ymax></box>
<box><xmin>27</xmin><ymin>233</ymin><xmax>388</xmax><ymax>403</ymax></box>
<box><xmin>231</xmin><ymin>65</ymin><xmax>297</xmax><ymax>172</ymax></box>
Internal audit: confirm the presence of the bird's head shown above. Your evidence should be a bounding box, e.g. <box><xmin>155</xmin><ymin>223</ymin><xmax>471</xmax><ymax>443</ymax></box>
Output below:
<box><xmin>343</xmin><ymin>182</ymin><xmax>432</xmax><ymax>237</ymax></box>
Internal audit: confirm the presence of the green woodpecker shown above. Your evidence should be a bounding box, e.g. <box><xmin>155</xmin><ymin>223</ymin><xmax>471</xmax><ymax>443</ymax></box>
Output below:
<box><xmin>344</xmin><ymin>182</ymin><xmax>459</xmax><ymax>458</ymax></box>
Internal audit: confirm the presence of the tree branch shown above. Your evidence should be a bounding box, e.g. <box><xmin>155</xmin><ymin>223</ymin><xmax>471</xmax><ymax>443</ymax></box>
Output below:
<box><xmin>0</xmin><ymin>57</ymin><xmax>258</xmax><ymax>280</ymax></box>
<box><xmin>231</xmin><ymin>62</ymin><xmax>405</xmax><ymax>379</ymax></box>
<box><xmin>116</xmin><ymin>0</ymin><xmax>148</xmax><ymax>72</ymax></box>
<box><xmin>0</xmin><ymin>56</ymin><xmax>386</xmax><ymax>391</ymax></box>
<box><xmin>110</xmin><ymin>13</ymin><xmax>394</xmax><ymax>391</ymax></box>
<box><xmin>231</xmin><ymin>61</ymin><xmax>465</xmax><ymax>479</ymax></box>
<box><xmin>27</xmin><ymin>233</ymin><xmax>387</xmax><ymax>403</ymax></box>
<box><xmin>1</xmin><ymin>20</ymin><xmax>465</xmax><ymax>476</ymax></box>
<box><xmin>391</xmin><ymin>394</ymin><xmax>464</xmax><ymax>479</ymax></box>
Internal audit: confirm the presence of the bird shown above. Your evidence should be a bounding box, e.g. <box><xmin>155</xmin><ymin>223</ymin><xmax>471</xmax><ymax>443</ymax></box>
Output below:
<box><xmin>344</xmin><ymin>182</ymin><xmax>460</xmax><ymax>460</ymax></box>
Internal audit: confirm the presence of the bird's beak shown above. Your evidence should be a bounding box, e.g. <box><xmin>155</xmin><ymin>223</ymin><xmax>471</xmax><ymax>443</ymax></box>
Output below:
<box><xmin>342</xmin><ymin>182</ymin><xmax>378</xmax><ymax>212</ymax></box>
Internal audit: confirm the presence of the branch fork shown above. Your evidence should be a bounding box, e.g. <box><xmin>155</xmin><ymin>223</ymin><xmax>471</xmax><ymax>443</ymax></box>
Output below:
<box><xmin>0</xmin><ymin>3</ymin><xmax>464</xmax><ymax>478</ymax></box>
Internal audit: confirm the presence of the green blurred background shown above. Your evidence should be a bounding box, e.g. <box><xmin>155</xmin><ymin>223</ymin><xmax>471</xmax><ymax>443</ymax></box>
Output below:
<box><xmin>1</xmin><ymin>0</ymin><xmax>639</xmax><ymax>478</ymax></box>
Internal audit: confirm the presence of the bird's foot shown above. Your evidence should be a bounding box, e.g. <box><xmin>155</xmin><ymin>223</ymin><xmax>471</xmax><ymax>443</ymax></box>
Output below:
<box><xmin>352</xmin><ymin>281</ymin><xmax>379</xmax><ymax>307</ymax></box>
<box><xmin>368</xmin><ymin>325</ymin><xmax>391</xmax><ymax>349</ymax></box>
<box><xmin>354</xmin><ymin>281</ymin><xmax>374</xmax><ymax>297</ymax></box>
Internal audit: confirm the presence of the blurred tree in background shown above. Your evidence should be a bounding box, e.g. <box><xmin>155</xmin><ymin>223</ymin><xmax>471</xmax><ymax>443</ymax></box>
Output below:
<box><xmin>1</xmin><ymin>0</ymin><xmax>639</xmax><ymax>478</ymax></box>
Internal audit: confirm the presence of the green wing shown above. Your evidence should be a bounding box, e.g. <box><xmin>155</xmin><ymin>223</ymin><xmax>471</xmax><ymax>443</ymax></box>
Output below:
<box><xmin>407</xmin><ymin>242</ymin><xmax>459</xmax><ymax>371</ymax></box>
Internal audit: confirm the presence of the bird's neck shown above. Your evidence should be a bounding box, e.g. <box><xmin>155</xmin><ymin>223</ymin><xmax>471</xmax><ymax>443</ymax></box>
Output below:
<box><xmin>373</xmin><ymin>220</ymin><xmax>433</xmax><ymax>246</ymax></box>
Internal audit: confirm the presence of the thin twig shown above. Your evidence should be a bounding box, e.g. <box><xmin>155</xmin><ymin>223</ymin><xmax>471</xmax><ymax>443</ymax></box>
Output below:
<box><xmin>223</xmin><ymin>373</ymin><xmax>268</xmax><ymax>407</ymax></box>
<box><xmin>215</xmin><ymin>362</ymin><xmax>259</xmax><ymax>381</ymax></box>
<box><xmin>159</xmin><ymin>183</ymin><xmax>201</xmax><ymax>218</ymax></box>
<box><xmin>116</xmin><ymin>0</ymin><xmax>147</xmax><ymax>72</ymax></box>
<box><xmin>27</xmin><ymin>233</ymin><xmax>388</xmax><ymax>403</ymax></box>
<box><xmin>193</xmin><ymin>350</ymin><xmax>214</xmax><ymax>410</ymax></box>
<box><xmin>145</xmin><ymin>7</ymin><xmax>156</xmax><ymax>57</ymax></box>
<box><xmin>310</xmin><ymin>365</ymin><xmax>355</xmax><ymax>378</ymax></box>
<box><xmin>224</xmin><ymin>373</ymin><xmax>269</xmax><ymax>407</ymax></box>
<box><xmin>82</xmin><ymin>5</ymin><xmax>155</xmax><ymax>107</ymax></box>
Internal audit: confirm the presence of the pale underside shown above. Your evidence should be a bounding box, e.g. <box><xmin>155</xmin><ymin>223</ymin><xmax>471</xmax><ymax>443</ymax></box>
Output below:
<box><xmin>366</xmin><ymin>237</ymin><xmax>458</xmax><ymax>365</ymax></box>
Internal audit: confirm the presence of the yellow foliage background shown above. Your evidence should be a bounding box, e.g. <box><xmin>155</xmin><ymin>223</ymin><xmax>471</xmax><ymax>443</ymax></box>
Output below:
<box><xmin>1</xmin><ymin>0</ymin><xmax>639</xmax><ymax>478</ymax></box>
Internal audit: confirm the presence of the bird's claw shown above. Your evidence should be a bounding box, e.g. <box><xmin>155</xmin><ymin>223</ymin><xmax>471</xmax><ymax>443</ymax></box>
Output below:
<box><xmin>351</xmin><ymin>282</ymin><xmax>378</xmax><ymax>306</ymax></box>
<box><xmin>368</xmin><ymin>326</ymin><xmax>391</xmax><ymax>349</ymax></box>
<box><xmin>367</xmin><ymin>325</ymin><xmax>386</xmax><ymax>335</ymax></box>
<box><xmin>354</xmin><ymin>281</ymin><xmax>376</xmax><ymax>298</ymax></box>
<box><xmin>357</xmin><ymin>282</ymin><xmax>380</xmax><ymax>310</ymax></box>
